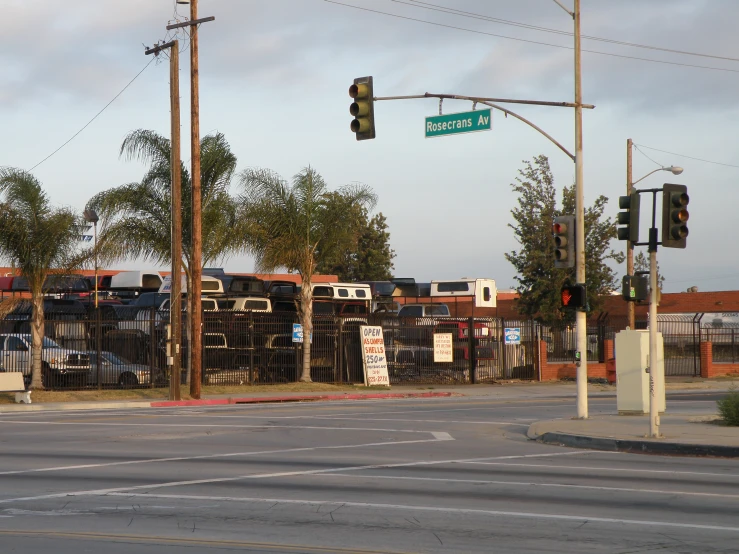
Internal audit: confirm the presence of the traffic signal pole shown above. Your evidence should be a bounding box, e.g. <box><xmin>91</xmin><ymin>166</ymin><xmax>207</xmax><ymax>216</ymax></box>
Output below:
<box><xmin>573</xmin><ymin>0</ymin><xmax>588</xmax><ymax>419</ymax></box>
<box><xmin>354</xmin><ymin>1</ymin><xmax>594</xmax><ymax>420</ymax></box>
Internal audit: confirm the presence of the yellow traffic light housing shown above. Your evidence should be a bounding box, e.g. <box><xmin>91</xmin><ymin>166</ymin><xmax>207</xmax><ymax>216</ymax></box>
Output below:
<box><xmin>349</xmin><ymin>76</ymin><xmax>376</xmax><ymax>140</ymax></box>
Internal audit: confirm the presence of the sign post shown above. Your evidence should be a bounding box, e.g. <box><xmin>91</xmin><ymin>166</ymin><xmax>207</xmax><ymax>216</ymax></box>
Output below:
<box><xmin>425</xmin><ymin>108</ymin><xmax>491</xmax><ymax>139</ymax></box>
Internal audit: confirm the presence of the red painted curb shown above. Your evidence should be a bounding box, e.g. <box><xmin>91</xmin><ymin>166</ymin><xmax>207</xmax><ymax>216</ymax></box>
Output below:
<box><xmin>150</xmin><ymin>391</ymin><xmax>456</xmax><ymax>408</ymax></box>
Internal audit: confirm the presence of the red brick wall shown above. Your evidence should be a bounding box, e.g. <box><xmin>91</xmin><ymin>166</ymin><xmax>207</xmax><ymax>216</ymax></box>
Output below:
<box><xmin>700</xmin><ymin>341</ymin><xmax>739</xmax><ymax>378</ymax></box>
<box><xmin>538</xmin><ymin>339</ymin><xmax>610</xmax><ymax>381</ymax></box>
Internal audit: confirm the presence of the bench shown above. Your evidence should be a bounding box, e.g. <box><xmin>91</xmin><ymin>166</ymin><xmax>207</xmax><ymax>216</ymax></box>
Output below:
<box><xmin>0</xmin><ymin>372</ymin><xmax>32</xmax><ymax>404</ymax></box>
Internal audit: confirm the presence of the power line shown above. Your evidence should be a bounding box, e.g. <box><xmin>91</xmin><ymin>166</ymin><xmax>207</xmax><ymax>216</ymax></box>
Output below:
<box><xmin>398</xmin><ymin>0</ymin><xmax>739</xmax><ymax>64</ymax></box>
<box><xmin>635</xmin><ymin>144</ymin><xmax>739</xmax><ymax>170</ymax></box>
<box><xmin>28</xmin><ymin>58</ymin><xmax>155</xmax><ymax>172</ymax></box>
<box><xmin>324</xmin><ymin>1</ymin><xmax>739</xmax><ymax>74</ymax></box>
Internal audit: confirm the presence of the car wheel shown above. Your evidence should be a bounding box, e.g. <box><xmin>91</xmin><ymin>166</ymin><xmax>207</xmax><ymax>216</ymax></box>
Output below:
<box><xmin>118</xmin><ymin>373</ymin><xmax>139</xmax><ymax>388</ymax></box>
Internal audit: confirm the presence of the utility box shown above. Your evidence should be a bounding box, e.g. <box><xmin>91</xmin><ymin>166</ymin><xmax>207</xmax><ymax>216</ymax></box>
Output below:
<box><xmin>615</xmin><ymin>329</ymin><xmax>665</xmax><ymax>415</ymax></box>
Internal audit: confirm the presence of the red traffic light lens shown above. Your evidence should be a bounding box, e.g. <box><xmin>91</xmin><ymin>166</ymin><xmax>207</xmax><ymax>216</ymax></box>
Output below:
<box><xmin>553</xmin><ymin>223</ymin><xmax>565</xmax><ymax>234</ymax></box>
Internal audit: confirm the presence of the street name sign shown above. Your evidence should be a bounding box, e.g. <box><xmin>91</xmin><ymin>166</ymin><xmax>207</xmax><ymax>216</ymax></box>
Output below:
<box><xmin>425</xmin><ymin>108</ymin><xmax>492</xmax><ymax>138</ymax></box>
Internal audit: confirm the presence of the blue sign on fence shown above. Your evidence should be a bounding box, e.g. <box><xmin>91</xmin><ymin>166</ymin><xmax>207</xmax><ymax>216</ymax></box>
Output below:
<box><xmin>504</xmin><ymin>327</ymin><xmax>521</xmax><ymax>345</ymax></box>
<box><xmin>292</xmin><ymin>323</ymin><xmax>311</xmax><ymax>344</ymax></box>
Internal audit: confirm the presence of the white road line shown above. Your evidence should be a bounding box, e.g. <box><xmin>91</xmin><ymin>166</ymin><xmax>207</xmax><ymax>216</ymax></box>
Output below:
<box><xmin>430</xmin><ymin>432</ymin><xmax>454</xmax><ymax>441</ymax></box>
<box><xmin>95</xmin><ymin>493</ymin><xmax>739</xmax><ymax>533</ymax></box>
<box><xmin>128</xmin><ymin>413</ymin><xmax>530</xmax><ymax>427</ymax></box>
<box><xmin>0</xmin><ymin>451</ymin><xmax>596</xmax><ymax>505</ymax></box>
<box><xmin>0</xmin><ymin>420</ymin><xmax>440</xmax><ymax>434</ymax></box>
<box><xmin>314</xmin><ymin>474</ymin><xmax>739</xmax><ymax>500</ymax></box>
<box><xmin>0</xmin><ymin>437</ymin><xmax>448</xmax><ymax>477</ymax></box>
<box><xmin>461</xmin><ymin>461</ymin><xmax>739</xmax><ymax>478</ymax></box>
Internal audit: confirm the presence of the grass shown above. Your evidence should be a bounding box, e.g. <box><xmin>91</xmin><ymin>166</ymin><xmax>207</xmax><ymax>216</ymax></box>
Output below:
<box><xmin>0</xmin><ymin>382</ymin><xmax>393</xmax><ymax>405</ymax></box>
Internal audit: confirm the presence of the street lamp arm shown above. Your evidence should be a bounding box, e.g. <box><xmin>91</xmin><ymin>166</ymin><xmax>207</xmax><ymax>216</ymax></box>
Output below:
<box><xmin>631</xmin><ymin>168</ymin><xmax>663</xmax><ymax>186</ymax></box>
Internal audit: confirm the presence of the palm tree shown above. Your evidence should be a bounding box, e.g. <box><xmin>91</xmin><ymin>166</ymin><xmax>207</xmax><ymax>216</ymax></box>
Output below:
<box><xmin>239</xmin><ymin>166</ymin><xmax>376</xmax><ymax>382</ymax></box>
<box><xmin>87</xmin><ymin>129</ymin><xmax>246</xmax><ymax>273</ymax></box>
<box><xmin>0</xmin><ymin>169</ymin><xmax>86</xmax><ymax>389</ymax></box>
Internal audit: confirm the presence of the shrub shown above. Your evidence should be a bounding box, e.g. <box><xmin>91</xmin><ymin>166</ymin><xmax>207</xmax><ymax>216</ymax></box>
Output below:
<box><xmin>717</xmin><ymin>388</ymin><xmax>739</xmax><ymax>426</ymax></box>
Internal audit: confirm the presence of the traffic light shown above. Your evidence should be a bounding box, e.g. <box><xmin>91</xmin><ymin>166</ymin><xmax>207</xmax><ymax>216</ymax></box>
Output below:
<box><xmin>349</xmin><ymin>76</ymin><xmax>375</xmax><ymax>141</ymax></box>
<box><xmin>662</xmin><ymin>183</ymin><xmax>689</xmax><ymax>248</ymax></box>
<box><xmin>552</xmin><ymin>215</ymin><xmax>575</xmax><ymax>269</ymax></box>
<box><xmin>561</xmin><ymin>283</ymin><xmax>586</xmax><ymax>310</ymax></box>
<box><xmin>622</xmin><ymin>274</ymin><xmax>648</xmax><ymax>302</ymax></box>
<box><xmin>616</xmin><ymin>192</ymin><xmax>640</xmax><ymax>242</ymax></box>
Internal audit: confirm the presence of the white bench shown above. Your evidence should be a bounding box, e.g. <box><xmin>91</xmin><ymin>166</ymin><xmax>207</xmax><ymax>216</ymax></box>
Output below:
<box><xmin>0</xmin><ymin>372</ymin><xmax>32</xmax><ymax>404</ymax></box>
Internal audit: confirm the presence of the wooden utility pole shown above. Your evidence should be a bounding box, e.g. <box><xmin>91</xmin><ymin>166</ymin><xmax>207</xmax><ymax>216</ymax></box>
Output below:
<box><xmin>167</xmin><ymin>4</ymin><xmax>214</xmax><ymax>400</ymax></box>
<box><xmin>146</xmin><ymin>40</ymin><xmax>182</xmax><ymax>401</ymax></box>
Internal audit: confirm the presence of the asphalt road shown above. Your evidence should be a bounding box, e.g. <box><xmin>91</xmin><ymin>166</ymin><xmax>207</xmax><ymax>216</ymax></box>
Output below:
<box><xmin>0</xmin><ymin>391</ymin><xmax>736</xmax><ymax>553</ymax></box>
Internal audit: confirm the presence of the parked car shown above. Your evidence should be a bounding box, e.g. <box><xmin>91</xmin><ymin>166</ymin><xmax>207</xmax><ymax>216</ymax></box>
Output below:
<box><xmin>0</xmin><ymin>334</ymin><xmax>90</xmax><ymax>387</ymax></box>
<box><xmin>86</xmin><ymin>351</ymin><xmax>153</xmax><ymax>387</ymax></box>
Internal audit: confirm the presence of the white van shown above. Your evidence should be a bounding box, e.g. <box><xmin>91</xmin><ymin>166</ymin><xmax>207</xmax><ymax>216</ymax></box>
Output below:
<box><xmin>430</xmin><ymin>278</ymin><xmax>496</xmax><ymax>308</ymax></box>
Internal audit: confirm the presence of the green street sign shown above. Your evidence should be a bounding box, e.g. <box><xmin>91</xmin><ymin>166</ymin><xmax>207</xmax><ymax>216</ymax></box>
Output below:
<box><xmin>425</xmin><ymin>108</ymin><xmax>492</xmax><ymax>138</ymax></box>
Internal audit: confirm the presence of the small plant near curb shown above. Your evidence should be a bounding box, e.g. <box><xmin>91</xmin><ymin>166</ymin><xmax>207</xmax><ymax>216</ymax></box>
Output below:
<box><xmin>717</xmin><ymin>387</ymin><xmax>739</xmax><ymax>426</ymax></box>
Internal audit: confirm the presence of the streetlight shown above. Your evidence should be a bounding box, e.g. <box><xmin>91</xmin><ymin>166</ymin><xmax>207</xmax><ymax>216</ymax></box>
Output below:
<box><xmin>83</xmin><ymin>209</ymin><xmax>99</xmax><ymax>309</ymax></box>
<box><xmin>625</xmin><ymin>137</ymin><xmax>683</xmax><ymax>329</ymax></box>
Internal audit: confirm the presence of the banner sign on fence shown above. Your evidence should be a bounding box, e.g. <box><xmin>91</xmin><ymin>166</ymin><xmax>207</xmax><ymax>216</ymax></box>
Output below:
<box><xmin>433</xmin><ymin>333</ymin><xmax>453</xmax><ymax>362</ymax></box>
<box><xmin>292</xmin><ymin>323</ymin><xmax>311</xmax><ymax>344</ymax></box>
<box><xmin>504</xmin><ymin>327</ymin><xmax>521</xmax><ymax>345</ymax></box>
<box><xmin>359</xmin><ymin>325</ymin><xmax>390</xmax><ymax>387</ymax></box>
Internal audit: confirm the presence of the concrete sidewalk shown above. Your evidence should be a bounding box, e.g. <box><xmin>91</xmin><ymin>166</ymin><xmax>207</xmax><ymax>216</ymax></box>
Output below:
<box><xmin>528</xmin><ymin>412</ymin><xmax>739</xmax><ymax>457</ymax></box>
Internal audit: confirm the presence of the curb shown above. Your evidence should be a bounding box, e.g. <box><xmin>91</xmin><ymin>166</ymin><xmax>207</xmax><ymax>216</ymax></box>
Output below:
<box><xmin>150</xmin><ymin>391</ymin><xmax>457</xmax><ymax>408</ymax></box>
<box><xmin>0</xmin><ymin>391</ymin><xmax>457</xmax><ymax>412</ymax></box>
<box><xmin>531</xmin><ymin>429</ymin><xmax>739</xmax><ymax>458</ymax></box>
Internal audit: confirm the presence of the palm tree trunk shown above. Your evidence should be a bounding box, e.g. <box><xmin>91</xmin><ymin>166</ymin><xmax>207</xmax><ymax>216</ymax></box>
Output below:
<box><xmin>299</xmin><ymin>282</ymin><xmax>313</xmax><ymax>382</ymax></box>
<box><xmin>30</xmin><ymin>293</ymin><xmax>45</xmax><ymax>390</ymax></box>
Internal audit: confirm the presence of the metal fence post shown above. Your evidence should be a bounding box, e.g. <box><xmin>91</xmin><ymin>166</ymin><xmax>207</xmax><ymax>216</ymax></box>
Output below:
<box><xmin>249</xmin><ymin>310</ymin><xmax>254</xmax><ymax>385</ymax></box>
<box><xmin>468</xmin><ymin>316</ymin><xmax>477</xmax><ymax>384</ymax></box>
<box><xmin>149</xmin><ymin>307</ymin><xmax>156</xmax><ymax>388</ymax></box>
<box><xmin>96</xmin><ymin>307</ymin><xmax>102</xmax><ymax>390</ymax></box>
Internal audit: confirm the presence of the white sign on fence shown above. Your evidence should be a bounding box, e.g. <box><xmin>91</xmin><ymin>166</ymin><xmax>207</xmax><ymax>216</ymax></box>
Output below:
<box><xmin>433</xmin><ymin>333</ymin><xmax>454</xmax><ymax>363</ymax></box>
<box><xmin>359</xmin><ymin>325</ymin><xmax>390</xmax><ymax>387</ymax></box>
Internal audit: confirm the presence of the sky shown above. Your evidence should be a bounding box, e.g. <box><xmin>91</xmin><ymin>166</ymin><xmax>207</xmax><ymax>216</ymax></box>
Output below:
<box><xmin>2</xmin><ymin>0</ymin><xmax>738</xmax><ymax>294</ymax></box>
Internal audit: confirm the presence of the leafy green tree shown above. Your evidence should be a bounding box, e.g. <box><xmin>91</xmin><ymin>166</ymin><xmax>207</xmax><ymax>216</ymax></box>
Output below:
<box><xmin>316</xmin><ymin>200</ymin><xmax>395</xmax><ymax>281</ymax></box>
<box><xmin>0</xmin><ymin>169</ymin><xmax>87</xmax><ymax>389</ymax></box>
<box><xmin>239</xmin><ymin>166</ymin><xmax>376</xmax><ymax>382</ymax></box>
<box><xmin>505</xmin><ymin>155</ymin><xmax>624</xmax><ymax>325</ymax></box>
<box><xmin>87</xmin><ymin>130</ymin><xmax>246</xmax><ymax>274</ymax></box>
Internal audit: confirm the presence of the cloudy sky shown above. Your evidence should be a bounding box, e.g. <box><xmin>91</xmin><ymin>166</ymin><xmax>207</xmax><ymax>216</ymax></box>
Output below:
<box><xmin>2</xmin><ymin>0</ymin><xmax>737</xmax><ymax>293</ymax></box>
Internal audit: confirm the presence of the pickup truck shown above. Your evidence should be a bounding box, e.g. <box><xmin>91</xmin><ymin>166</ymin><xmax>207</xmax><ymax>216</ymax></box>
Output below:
<box><xmin>0</xmin><ymin>334</ymin><xmax>91</xmax><ymax>387</ymax></box>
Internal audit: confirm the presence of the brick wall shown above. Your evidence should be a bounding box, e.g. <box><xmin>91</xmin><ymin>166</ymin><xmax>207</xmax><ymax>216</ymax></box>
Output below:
<box><xmin>538</xmin><ymin>339</ymin><xmax>611</xmax><ymax>381</ymax></box>
<box><xmin>700</xmin><ymin>341</ymin><xmax>739</xmax><ymax>378</ymax></box>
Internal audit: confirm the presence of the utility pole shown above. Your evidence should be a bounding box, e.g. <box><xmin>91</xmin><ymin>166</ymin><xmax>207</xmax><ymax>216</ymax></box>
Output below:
<box><xmin>626</xmin><ymin>138</ymin><xmax>635</xmax><ymax>330</ymax></box>
<box><xmin>573</xmin><ymin>0</ymin><xmax>588</xmax><ymax>419</ymax></box>
<box><xmin>146</xmin><ymin>40</ymin><xmax>182</xmax><ymax>401</ymax></box>
<box><xmin>167</xmin><ymin>2</ymin><xmax>214</xmax><ymax>400</ymax></box>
